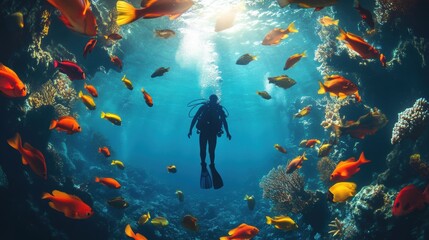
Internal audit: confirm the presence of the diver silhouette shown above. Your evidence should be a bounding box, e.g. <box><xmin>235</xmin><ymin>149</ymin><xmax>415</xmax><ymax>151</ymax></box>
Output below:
<box><xmin>188</xmin><ymin>94</ymin><xmax>231</xmax><ymax>189</ymax></box>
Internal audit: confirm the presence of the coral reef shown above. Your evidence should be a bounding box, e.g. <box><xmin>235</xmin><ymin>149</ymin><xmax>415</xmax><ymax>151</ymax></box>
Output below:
<box><xmin>374</xmin><ymin>0</ymin><xmax>419</xmax><ymax>25</ymax></box>
<box><xmin>317</xmin><ymin>157</ymin><xmax>336</xmax><ymax>186</ymax></box>
<box><xmin>391</xmin><ymin>98</ymin><xmax>429</xmax><ymax>144</ymax></box>
<box><xmin>409</xmin><ymin>153</ymin><xmax>429</xmax><ymax>179</ymax></box>
<box><xmin>328</xmin><ymin>217</ymin><xmax>344</xmax><ymax>237</ymax></box>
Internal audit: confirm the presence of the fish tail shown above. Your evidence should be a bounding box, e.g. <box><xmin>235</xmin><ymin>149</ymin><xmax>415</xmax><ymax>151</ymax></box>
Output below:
<box><xmin>302</xmin><ymin>152</ymin><xmax>308</xmax><ymax>160</ymax></box>
<box><xmin>287</xmin><ymin>22</ymin><xmax>298</xmax><ymax>33</ymax></box>
<box><xmin>336</xmin><ymin>28</ymin><xmax>347</xmax><ymax>41</ymax></box>
<box><xmin>7</xmin><ymin>133</ymin><xmax>22</xmax><ymax>151</ymax></box>
<box><xmin>111</xmin><ymin>161</ymin><xmax>115</xmax><ymax>166</ymax></box>
<box><xmin>334</xmin><ymin>19</ymin><xmax>339</xmax><ymax>26</ymax></box>
<box><xmin>116</xmin><ymin>1</ymin><xmax>141</xmax><ymax>26</ymax></box>
<box><xmin>302</xmin><ymin>50</ymin><xmax>307</xmax><ymax>57</ymax></box>
<box><xmin>125</xmin><ymin>224</ymin><xmax>136</xmax><ymax>238</ymax></box>
<box><xmin>317</xmin><ymin>81</ymin><xmax>326</xmax><ymax>94</ymax></box>
<box><xmin>49</xmin><ymin>120</ymin><xmax>57</xmax><ymax>130</ymax></box>
<box><xmin>358</xmin><ymin>152</ymin><xmax>371</xmax><ymax>164</ymax></box>
<box><xmin>41</xmin><ymin>192</ymin><xmax>53</xmax><ymax>200</ymax></box>
<box><xmin>354</xmin><ymin>91</ymin><xmax>362</xmax><ymax>102</ymax></box>
<box><xmin>98</xmin><ymin>147</ymin><xmax>102</xmax><ymax>153</ymax></box>
<box><xmin>53</xmin><ymin>60</ymin><xmax>59</xmax><ymax>68</ymax></box>
<box><xmin>78</xmin><ymin>91</ymin><xmax>83</xmax><ymax>98</ymax></box>
<box><xmin>95</xmin><ymin>177</ymin><xmax>100</xmax><ymax>183</ymax></box>
<box><xmin>277</xmin><ymin>0</ymin><xmax>290</xmax><ymax>8</ymax></box>
<box><xmin>101</xmin><ymin>111</ymin><xmax>105</xmax><ymax>119</ymax></box>
<box><xmin>266</xmin><ymin>216</ymin><xmax>273</xmax><ymax>224</ymax></box>
<box><xmin>141</xmin><ymin>87</ymin><xmax>145</xmax><ymax>93</ymax></box>
<box><xmin>122</xmin><ymin>75</ymin><xmax>126</xmax><ymax>81</ymax></box>
<box><xmin>219</xmin><ymin>237</ymin><xmax>230</xmax><ymax>240</ymax></box>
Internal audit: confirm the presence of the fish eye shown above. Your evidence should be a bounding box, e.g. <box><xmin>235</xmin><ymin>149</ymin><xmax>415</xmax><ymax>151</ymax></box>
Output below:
<box><xmin>87</xmin><ymin>212</ymin><xmax>91</xmax><ymax>216</ymax></box>
<box><xmin>395</xmin><ymin>202</ymin><xmax>400</xmax><ymax>208</ymax></box>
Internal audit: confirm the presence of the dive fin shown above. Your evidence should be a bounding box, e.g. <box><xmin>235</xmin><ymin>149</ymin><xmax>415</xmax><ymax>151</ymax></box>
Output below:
<box><xmin>210</xmin><ymin>163</ymin><xmax>224</xmax><ymax>189</ymax></box>
<box><xmin>200</xmin><ymin>164</ymin><xmax>212</xmax><ymax>189</ymax></box>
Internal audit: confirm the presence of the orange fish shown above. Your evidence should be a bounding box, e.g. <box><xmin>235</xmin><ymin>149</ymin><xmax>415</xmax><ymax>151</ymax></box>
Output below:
<box><xmin>299</xmin><ymin>139</ymin><xmax>321</xmax><ymax>148</ymax></box>
<box><xmin>220</xmin><ymin>223</ymin><xmax>259</xmax><ymax>240</ymax></box>
<box><xmin>284</xmin><ymin>51</ymin><xmax>306</xmax><ymax>70</ymax></box>
<box><xmin>141</xmin><ymin>88</ymin><xmax>153</xmax><ymax>107</ymax></box>
<box><xmin>262</xmin><ymin>22</ymin><xmax>298</xmax><ymax>46</ymax></box>
<box><xmin>318</xmin><ymin>75</ymin><xmax>361</xmax><ymax>102</ymax></box>
<box><xmin>95</xmin><ymin>177</ymin><xmax>121</xmax><ymax>189</ymax></box>
<box><xmin>274</xmin><ymin>144</ymin><xmax>287</xmax><ymax>154</ymax></box>
<box><xmin>47</xmin><ymin>0</ymin><xmax>97</xmax><ymax>36</ymax></box>
<box><xmin>380</xmin><ymin>53</ymin><xmax>386</xmax><ymax>67</ymax></box>
<box><xmin>337</xmin><ymin>28</ymin><xmax>384</xmax><ymax>66</ymax></box>
<box><xmin>293</xmin><ymin>105</ymin><xmax>311</xmax><ymax>118</ymax></box>
<box><xmin>98</xmin><ymin>146</ymin><xmax>111</xmax><ymax>157</ymax></box>
<box><xmin>318</xmin><ymin>16</ymin><xmax>339</xmax><ymax>26</ymax></box>
<box><xmin>330</xmin><ymin>152</ymin><xmax>370</xmax><ymax>181</ymax></box>
<box><xmin>0</xmin><ymin>63</ymin><xmax>27</xmax><ymax>97</ymax></box>
<box><xmin>125</xmin><ymin>224</ymin><xmax>147</xmax><ymax>240</ymax></box>
<box><xmin>42</xmin><ymin>190</ymin><xmax>93</xmax><ymax>219</ymax></box>
<box><xmin>286</xmin><ymin>152</ymin><xmax>307</xmax><ymax>174</ymax></box>
<box><xmin>84</xmin><ymin>83</ymin><xmax>98</xmax><ymax>97</ymax></box>
<box><xmin>7</xmin><ymin>133</ymin><xmax>47</xmax><ymax>179</ymax></box>
<box><xmin>83</xmin><ymin>38</ymin><xmax>97</xmax><ymax>58</ymax></box>
<box><xmin>49</xmin><ymin>116</ymin><xmax>81</xmax><ymax>134</ymax></box>
<box><xmin>110</xmin><ymin>55</ymin><xmax>123</xmax><ymax>70</ymax></box>
<box><xmin>116</xmin><ymin>0</ymin><xmax>194</xmax><ymax>26</ymax></box>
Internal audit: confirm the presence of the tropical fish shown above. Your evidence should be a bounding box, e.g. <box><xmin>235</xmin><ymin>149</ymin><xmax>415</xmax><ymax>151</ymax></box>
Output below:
<box><xmin>138</xmin><ymin>212</ymin><xmax>151</xmax><ymax>225</ymax></box>
<box><xmin>120</xmin><ymin>75</ymin><xmax>133</xmax><ymax>90</ymax></box>
<box><xmin>317</xmin><ymin>142</ymin><xmax>332</xmax><ymax>157</ymax></box>
<box><xmin>83</xmin><ymin>38</ymin><xmax>97</xmax><ymax>58</ymax></box>
<box><xmin>286</xmin><ymin>152</ymin><xmax>307</xmax><ymax>174</ymax></box>
<box><xmin>293</xmin><ymin>105</ymin><xmax>311</xmax><ymax>118</ymax></box>
<box><xmin>42</xmin><ymin>190</ymin><xmax>93</xmax><ymax>219</ymax></box>
<box><xmin>318</xmin><ymin>75</ymin><xmax>361</xmax><ymax>102</ymax></box>
<box><xmin>141</xmin><ymin>88</ymin><xmax>153</xmax><ymax>107</ymax></box>
<box><xmin>98</xmin><ymin>146</ymin><xmax>111</xmax><ymax>157</ymax></box>
<box><xmin>151</xmin><ymin>217</ymin><xmax>169</xmax><ymax>227</ymax></box>
<box><xmin>151</xmin><ymin>67</ymin><xmax>169</xmax><ymax>78</ymax></box>
<box><xmin>78</xmin><ymin>91</ymin><xmax>96</xmax><ymax>110</ymax></box>
<box><xmin>10</xmin><ymin>12</ymin><xmax>24</xmax><ymax>29</ymax></box>
<box><xmin>47</xmin><ymin>0</ymin><xmax>97</xmax><ymax>36</ymax></box>
<box><xmin>244</xmin><ymin>194</ymin><xmax>255</xmax><ymax>211</ymax></box>
<box><xmin>95</xmin><ymin>177</ymin><xmax>121</xmax><ymax>189</ymax></box>
<box><xmin>104</xmin><ymin>33</ymin><xmax>123</xmax><ymax>41</ymax></box>
<box><xmin>380</xmin><ymin>54</ymin><xmax>386</xmax><ymax>68</ymax></box>
<box><xmin>268</xmin><ymin>75</ymin><xmax>296</xmax><ymax>89</ymax></box>
<box><xmin>155</xmin><ymin>29</ymin><xmax>176</xmax><ymax>38</ymax></box>
<box><xmin>328</xmin><ymin>182</ymin><xmax>357</xmax><ymax>203</ymax></box>
<box><xmin>332</xmin><ymin>108</ymin><xmax>388</xmax><ymax>139</ymax></box>
<box><xmin>84</xmin><ymin>83</ymin><xmax>98</xmax><ymax>97</ymax></box>
<box><xmin>116</xmin><ymin>0</ymin><xmax>194</xmax><ymax>26</ymax></box>
<box><xmin>111</xmin><ymin>160</ymin><xmax>125</xmax><ymax>170</ymax></box>
<box><xmin>111</xmin><ymin>55</ymin><xmax>123</xmax><ymax>70</ymax></box>
<box><xmin>54</xmin><ymin>60</ymin><xmax>85</xmax><ymax>80</ymax></box>
<box><xmin>220</xmin><ymin>223</ymin><xmax>259</xmax><ymax>240</ymax></box>
<box><xmin>266</xmin><ymin>215</ymin><xmax>298</xmax><ymax>231</ymax></box>
<box><xmin>284</xmin><ymin>51</ymin><xmax>306</xmax><ymax>70</ymax></box>
<box><xmin>167</xmin><ymin>165</ymin><xmax>177</xmax><ymax>173</ymax></box>
<box><xmin>262</xmin><ymin>22</ymin><xmax>298</xmax><ymax>45</ymax></box>
<box><xmin>330</xmin><ymin>152</ymin><xmax>371</xmax><ymax>181</ymax></box>
<box><xmin>274</xmin><ymin>144</ymin><xmax>287</xmax><ymax>154</ymax></box>
<box><xmin>277</xmin><ymin>0</ymin><xmax>337</xmax><ymax>10</ymax></box>
<box><xmin>354</xmin><ymin>1</ymin><xmax>375</xmax><ymax>30</ymax></box>
<box><xmin>182</xmin><ymin>215</ymin><xmax>198</xmax><ymax>231</ymax></box>
<box><xmin>176</xmin><ymin>190</ymin><xmax>184</xmax><ymax>202</ymax></box>
<box><xmin>0</xmin><ymin>63</ymin><xmax>27</xmax><ymax>97</ymax></box>
<box><xmin>108</xmin><ymin>196</ymin><xmax>129</xmax><ymax>208</ymax></box>
<box><xmin>236</xmin><ymin>54</ymin><xmax>257</xmax><ymax>65</ymax></box>
<box><xmin>49</xmin><ymin>116</ymin><xmax>81</xmax><ymax>134</ymax></box>
<box><xmin>392</xmin><ymin>184</ymin><xmax>429</xmax><ymax>216</ymax></box>
<box><xmin>256</xmin><ymin>91</ymin><xmax>271</xmax><ymax>100</ymax></box>
<box><xmin>101</xmin><ymin>112</ymin><xmax>122</xmax><ymax>126</ymax></box>
<box><xmin>337</xmin><ymin>28</ymin><xmax>384</xmax><ymax>66</ymax></box>
<box><xmin>214</xmin><ymin>3</ymin><xmax>244</xmax><ymax>32</ymax></box>
<box><xmin>318</xmin><ymin>16</ymin><xmax>339</xmax><ymax>26</ymax></box>
<box><xmin>299</xmin><ymin>139</ymin><xmax>321</xmax><ymax>148</ymax></box>
<box><xmin>7</xmin><ymin>133</ymin><xmax>47</xmax><ymax>179</ymax></box>
<box><xmin>125</xmin><ymin>224</ymin><xmax>147</xmax><ymax>240</ymax></box>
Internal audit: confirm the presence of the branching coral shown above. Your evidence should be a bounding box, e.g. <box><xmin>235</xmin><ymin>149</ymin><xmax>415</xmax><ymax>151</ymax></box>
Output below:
<box><xmin>328</xmin><ymin>218</ymin><xmax>344</xmax><ymax>237</ymax></box>
<box><xmin>374</xmin><ymin>0</ymin><xmax>418</xmax><ymax>24</ymax></box>
<box><xmin>409</xmin><ymin>153</ymin><xmax>429</xmax><ymax>179</ymax></box>
<box><xmin>391</xmin><ymin>98</ymin><xmax>429</xmax><ymax>144</ymax></box>
<box><xmin>259</xmin><ymin>166</ymin><xmax>315</xmax><ymax>213</ymax></box>
<box><xmin>320</xmin><ymin>98</ymin><xmax>354</xmax><ymax>129</ymax></box>
<box><xmin>317</xmin><ymin>157</ymin><xmax>336</xmax><ymax>186</ymax></box>
<box><xmin>28</xmin><ymin>9</ymin><xmax>52</xmax><ymax>66</ymax></box>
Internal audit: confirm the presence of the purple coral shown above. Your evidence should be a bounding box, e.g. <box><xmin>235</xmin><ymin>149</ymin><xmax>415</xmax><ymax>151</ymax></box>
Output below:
<box><xmin>391</xmin><ymin>98</ymin><xmax>429</xmax><ymax>144</ymax></box>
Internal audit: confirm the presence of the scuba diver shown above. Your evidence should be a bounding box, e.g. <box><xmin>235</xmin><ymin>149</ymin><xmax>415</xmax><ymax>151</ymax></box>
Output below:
<box><xmin>188</xmin><ymin>94</ymin><xmax>231</xmax><ymax>189</ymax></box>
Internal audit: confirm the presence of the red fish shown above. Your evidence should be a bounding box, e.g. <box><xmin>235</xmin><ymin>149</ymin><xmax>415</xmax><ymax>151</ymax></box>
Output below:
<box><xmin>7</xmin><ymin>133</ymin><xmax>47</xmax><ymax>179</ymax></box>
<box><xmin>0</xmin><ymin>63</ymin><xmax>27</xmax><ymax>97</ymax></box>
<box><xmin>42</xmin><ymin>190</ymin><xmax>93</xmax><ymax>219</ymax></box>
<box><xmin>141</xmin><ymin>88</ymin><xmax>153</xmax><ymax>107</ymax></box>
<box><xmin>354</xmin><ymin>1</ymin><xmax>374</xmax><ymax>30</ymax></box>
<box><xmin>286</xmin><ymin>152</ymin><xmax>307</xmax><ymax>174</ymax></box>
<box><xmin>116</xmin><ymin>0</ymin><xmax>194</xmax><ymax>26</ymax></box>
<box><xmin>318</xmin><ymin>75</ymin><xmax>361</xmax><ymax>102</ymax></box>
<box><xmin>98</xmin><ymin>147</ymin><xmax>111</xmax><ymax>157</ymax></box>
<box><xmin>54</xmin><ymin>60</ymin><xmax>85</xmax><ymax>80</ymax></box>
<box><xmin>262</xmin><ymin>22</ymin><xmax>298</xmax><ymax>46</ymax></box>
<box><xmin>49</xmin><ymin>116</ymin><xmax>81</xmax><ymax>134</ymax></box>
<box><xmin>84</xmin><ymin>83</ymin><xmax>98</xmax><ymax>97</ymax></box>
<box><xmin>110</xmin><ymin>55</ymin><xmax>123</xmax><ymax>70</ymax></box>
<box><xmin>392</xmin><ymin>184</ymin><xmax>429</xmax><ymax>216</ymax></box>
<box><xmin>95</xmin><ymin>177</ymin><xmax>121</xmax><ymax>189</ymax></box>
<box><xmin>300</xmin><ymin>139</ymin><xmax>321</xmax><ymax>148</ymax></box>
<box><xmin>284</xmin><ymin>51</ymin><xmax>306</xmax><ymax>70</ymax></box>
<box><xmin>83</xmin><ymin>38</ymin><xmax>97</xmax><ymax>58</ymax></box>
<box><xmin>330</xmin><ymin>152</ymin><xmax>370</xmax><ymax>181</ymax></box>
<box><xmin>47</xmin><ymin>0</ymin><xmax>97</xmax><ymax>36</ymax></box>
<box><xmin>220</xmin><ymin>223</ymin><xmax>259</xmax><ymax>240</ymax></box>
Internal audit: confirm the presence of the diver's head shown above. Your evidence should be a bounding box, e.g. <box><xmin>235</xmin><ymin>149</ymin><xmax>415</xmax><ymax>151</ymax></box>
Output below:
<box><xmin>209</xmin><ymin>94</ymin><xmax>218</xmax><ymax>104</ymax></box>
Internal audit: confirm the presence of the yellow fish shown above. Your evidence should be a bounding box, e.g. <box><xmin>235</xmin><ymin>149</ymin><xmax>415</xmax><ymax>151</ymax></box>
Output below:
<box><xmin>111</xmin><ymin>160</ymin><xmax>125</xmax><ymax>170</ymax></box>
<box><xmin>317</xmin><ymin>143</ymin><xmax>333</xmax><ymax>157</ymax></box>
<box><xmin>256</xmin><ymin>91</ymin><xmax>271</xmax><ymax>100</ymax></box>
<box><xmin>78</xmin><ymin>91</ymin><xmax>96</xmax><ymax>110</ymax></box>
<box><xmin>101</xmin><ymin>112</ymin><xmax>122</xmax><ymax>126</ymax></box>
<box><xmin>266</xmin><ymin>215</ymin><xmax>298</xmax><ymax>231</ymax></box>
<box><xmin>293</xmin><ymin>105</ymin><xmax>311</xmax><ymax>118</ymax></box>
<box><xmin>328</xmin><ymin>182</ymin><xmax>357</xmax><ymax>203</ymax></box>
<box><xmin>176</xmin><ymin>190</ymin><xmax>184</xmax><ymax>202</ymax></box>
<box><xmin>319</xmin><ymin>16</ymin><xmax>339</xmax><ymax>26</ymax></box>
<box><xmin>138</xmin><ymin>212</ymin><xmax>151</xmax><ymax>225</ymax></box>
<box><xmin>151</xmin><ymin>217</ymin><xmax>169</xmax><ymax>227</ymax></box>
<box><xmin>122</xmin><ymin>75</ymin><xmax>133</xmax><ymax>90</ymax></box>
<box><xmin>244</xmin><ymin>194</ymin><xmax>255</xmax><ymax>210</ymax></box>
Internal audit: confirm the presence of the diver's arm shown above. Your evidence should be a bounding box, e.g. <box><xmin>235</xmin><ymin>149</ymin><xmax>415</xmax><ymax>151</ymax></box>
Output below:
<box><xmin>188</xmin><ymin>107</ymin><xmax>202</xmax><ymax>138</ymax></box>
<box><xmin>222</xmin><ymin>115</ymin><xmax>231</xmax><ymax>140</ymax></box>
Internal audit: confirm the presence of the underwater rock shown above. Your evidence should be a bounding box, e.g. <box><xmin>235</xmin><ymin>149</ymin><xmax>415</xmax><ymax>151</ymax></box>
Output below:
<box><xmin>409</xmin><ymin>153</ymin><xmax>429</xmax><ymax>179</ymax></box>
<box><xmin>317</xmin><ymin>157</ymin><xmax>336</xmax><ymax>186</ymax></box>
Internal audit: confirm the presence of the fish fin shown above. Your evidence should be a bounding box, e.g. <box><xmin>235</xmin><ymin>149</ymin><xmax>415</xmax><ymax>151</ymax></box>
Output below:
<box><xmin>345</xmin><ymin>32</ymin><xmax>366</xmax><ymax>43</ymax></box>
<box><xmin>354</xmin><ymin>91</ymin><xmax>362</xmax><ymax>102</ymax></box>
<box><xmin>0</xmin><ymin>64</ymin><xmax>19</xmax><ymax>79</ymax></box>
<box><xmin>78</xmin><ymin>91</ymin><xmax>83</xmax><ymax>98</ymax></box>
<box><xmin>337</xmin><ymin>158</ymin><xmax>356</xmax><ymax>167</ymax></box>
<box><xmin>142</xmin><ymin>0</ymin><xmax>157</xmax><ymax>7</ymax></box>
<box><xmin>49</xmin><ymin>120</ymin><xmax>57</xmax><ymax>130</ymax></box>
<box><xmin>58</xmin><ymin>14</ymin><xmax>73</xmax><ymax>28</ymax></box>
<box><xmin>358</xmin><ymin>152</ymin><xmax>371</xmax><ymax>164</ymax></box>
<box><xmin>169</xmin><ymin>13</ymin><xmax>183</xmax><ymax>20</ymax></box>
<box><xmin>266</xmin><ymin>216</ymin><xmax>272</xmax><ymax>224</ymax></box>
<box><xmin>125</xmin><ymin>224</ymin><xmax>136</xmax><ymax>238</ymax></box>
<box><xmin>317</xmin><ymin>81</ymin><xmax>326</xmax><ymax>94</ymax></box>
<box><xmin>276</xmin><ymin>0</ymin><xmax>290</xmax><ymax>8</ymax></box>
<box><xmin>83</xmin><ymin>0</ymin><xmax>90</xmax><ymax>15</ymax></box>
<box><xmin>95</xmin><ymin>177</ymin><xmax>100</xmax><ymax>182</ymax></box>
<box><xmin>336</xmin><ymin>28</ymin><xmax>347</xmax><ymax>41</ymax></box>
<box><xmin>219</xmin><ymin>237</ymin><xmax>230</xmax><ymax>240</ymax></box>
<box><xmin>7</xmin><ymin>133</ymin><xmax>22</xmax><ymax>151</ymax></box>
<box><xmin>338</xmin><ymin>92</ymin><xmax>347</xmax><ymax>99</ymax></box>
<box><xmin>334</xmin><ymin>19</ymin><xmax>339</xmax><ymax>25</ymax></box>
<box><xmin>48</xmin><ymin>202</ymin><xmax>63</xmax><ymax>213</ymax></box>
<box><xmin>58</xmin><ymin>116</ymin><xmax>74</xmax><ymax>121</ymax></box>
<box><xmin>301</xmin><ymin>51</ymin><xmax>307</xmax><ymax>57</ymax></box>
<box><xmin>141</xmin><ymin>87</ymin><xmax>145</xmax><ymax>93</ymax></box>
<box><xmin>98</xmin><ymin>147</ymin><xmax>102</xmax><ymax>153</ymax></box>
<box><xmin>298</xmin><ymin>3</ymin><xmax>311</xmax><ymax>8</ymax></box>
<box><xmin>41</xmin><ymin>192</ymin><xmax>52</xmax><ymax>199</ymax></box>
<box><xmin>287</xmin><ymin>22</ymin><xmax>298</xmax><ymax>33</ymax></box>
<box><xmin>116</xmin><ymin>1</ymin><xmax>140</xmax><ymax>26</ymax></box>
<box><xmin>101</xmin><ymin>112</ymin><xmax>105</xmax><ymax>119</ymax></box>
<box><xmin>274</xmin><ymin>225</ymin><xmax>282</xmax><ymax>229</ymax></box>
<box><xmin>136</xmin><ymin>233</ymin><xmax>147</xmax><ymax>240</ymax></box>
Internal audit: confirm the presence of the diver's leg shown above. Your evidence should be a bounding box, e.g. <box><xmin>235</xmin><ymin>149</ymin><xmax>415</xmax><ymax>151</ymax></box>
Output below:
<box><xmin>208</xmin><ymin>133</ymin><xmax>217</xmax><ymax>165</ymax></box>
<box><xmin>199</xmin><ymin>132</ymin><xmax>208</xmax><ymax>164</ymax></box>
